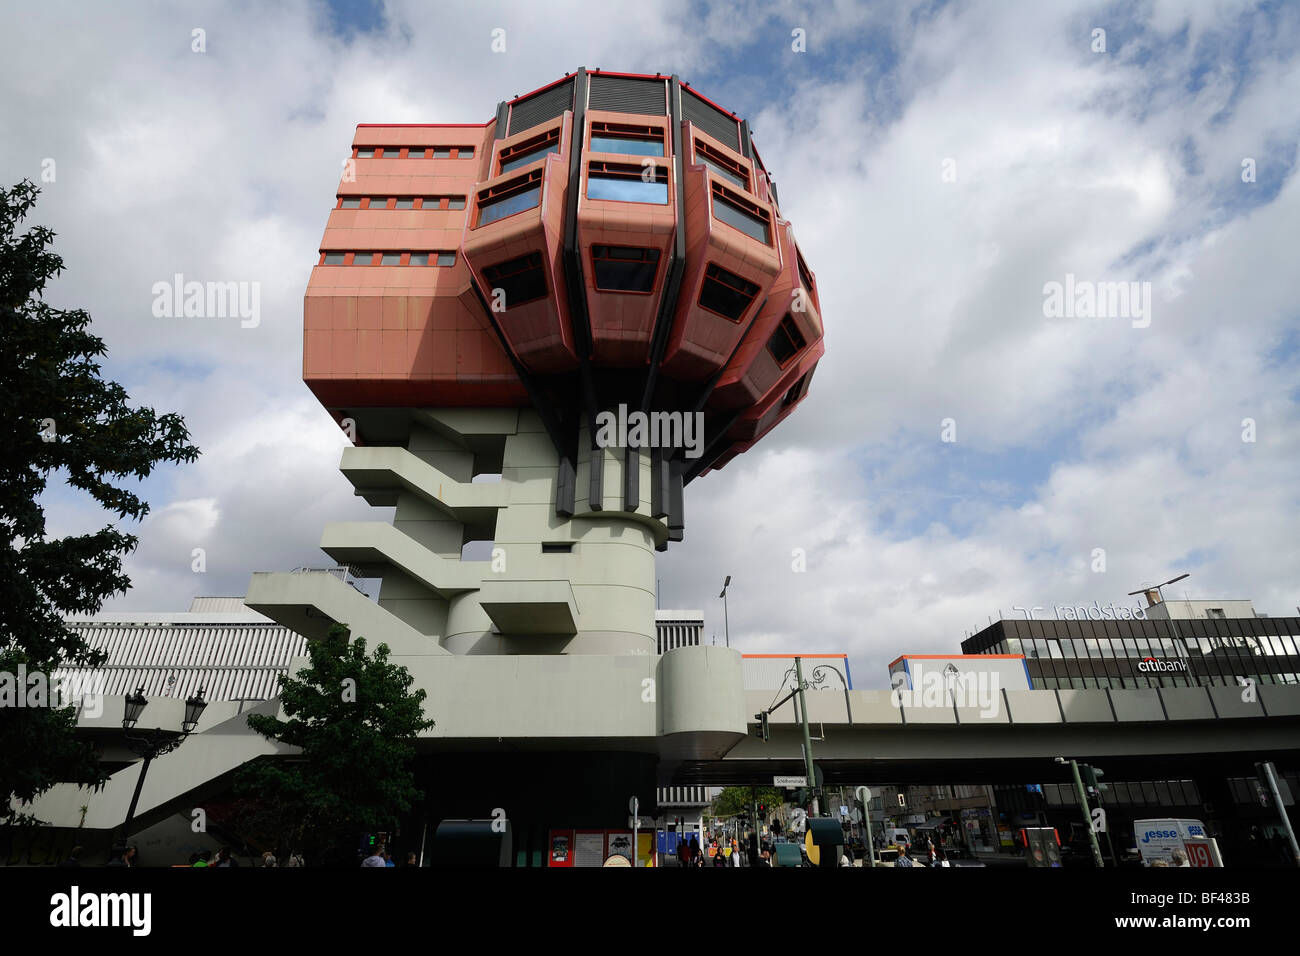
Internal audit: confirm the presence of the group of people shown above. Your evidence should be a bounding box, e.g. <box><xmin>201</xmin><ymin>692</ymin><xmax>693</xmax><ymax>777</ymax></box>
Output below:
<box><xmin>361</xmin><ymin>847</ymin><xmax>418</xmax><ymax>867</ymax></box>
<box><xmin>674</xmin><ymin>833</ymin><xmax>746</xmax><ymax>867</ymax></box>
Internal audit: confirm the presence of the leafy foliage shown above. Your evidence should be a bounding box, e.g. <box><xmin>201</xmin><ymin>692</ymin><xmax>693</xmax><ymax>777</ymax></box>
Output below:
<box><xmin>0</xmin><ymin>180</ymin><xmax>200</xmax><ymax>822</ymax></box>
<box><xmin>710</xmin><ymin>786</ymin><xmax>785</xmax><ymax>818</ymax></box>
<box><xmin>239</xmin><ymin>624</ymin><xmax>434</xmax><ymax>865</ymax></box>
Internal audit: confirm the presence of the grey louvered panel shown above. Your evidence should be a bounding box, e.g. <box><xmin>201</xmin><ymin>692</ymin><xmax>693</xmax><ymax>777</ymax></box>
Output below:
<box><xmin>682</xmin><ymin>90</ymin><xmax>739</xmax><ymax>150</ymax></box>
<box><xmin>508</xmin><ymin>78</ymin><xmax>575</xmax><ymax>136</ymax></box>
<box><xmin>588</xmin><ymin>75</ymin><xmax>666</xmax><ymax>116</ymax></box>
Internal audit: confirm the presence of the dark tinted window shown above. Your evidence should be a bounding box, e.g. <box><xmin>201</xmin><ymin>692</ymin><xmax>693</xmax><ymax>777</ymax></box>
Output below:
<box><xmin>697</xmin><ymin>264</ymin><xmax>759</xmax><ymax>321</ymax></box>
<box><xmin>483</xmin><ymin>252</ymin><xmax>547</xmax><ymax>308</ymax></box>
<box><xmin>591</xmin><ymin>246</ymin><xmax>660</xmax><ymax>292</ymax></box>
<box><xmin>767</xmin><ymin>314</ymin><xmax>806</xmax><ymax>367</ymax></box>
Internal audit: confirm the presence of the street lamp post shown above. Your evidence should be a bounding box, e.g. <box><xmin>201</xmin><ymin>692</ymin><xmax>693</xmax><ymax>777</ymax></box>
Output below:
<box><xmin>718</xmin><ymin>575</ymin><xmax>731</xmax><ymax>648</ymax></box>
<box><xmin>1129</xmin><ymin>572</ymin><xmax>1191</xmax><ymax>663</ymax></box>
<box><xmin>119</xmin><ymin>686</ymin><xmax>208</xmax><ymax>845</ymax></box>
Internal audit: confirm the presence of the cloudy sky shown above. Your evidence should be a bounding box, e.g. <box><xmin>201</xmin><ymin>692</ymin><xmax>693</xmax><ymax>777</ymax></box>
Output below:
<box><xmin>6</xmin><ymin>0</ymin><xmax>1298</xmax><ymax>688</ymax></box>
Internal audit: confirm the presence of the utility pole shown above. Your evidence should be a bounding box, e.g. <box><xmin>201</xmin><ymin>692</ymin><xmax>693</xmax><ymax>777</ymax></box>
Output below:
<box><xmin>795</xmin><ymin>657</ymin><xmax>819</xmax><ymax>817</ymax></box>
<box><xmin>1060</xmin><ymin>757</ymin><xmax>1105</xmax><ymax>867</ymax></box>
<box><xmin>1259</xmin><ymin>761</ymin><xmax>1300</xmax><ymax>866</ymax></box>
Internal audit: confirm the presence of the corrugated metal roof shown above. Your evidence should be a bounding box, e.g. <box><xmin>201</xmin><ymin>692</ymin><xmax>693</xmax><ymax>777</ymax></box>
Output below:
<box><xmin>55</xmin><ymin>621</ymin><xmax>308</xmax><ymax>702</ymax></box>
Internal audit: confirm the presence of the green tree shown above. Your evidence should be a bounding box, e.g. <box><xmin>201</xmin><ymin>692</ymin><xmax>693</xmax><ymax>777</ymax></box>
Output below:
<box><xmin>239</xmin><ymin>623</ymin><xmax>435</xmax><ymax>865</ymax></box>
<box><xmin>711</xmin><ymin>786</ymin><xmax>784</xmax><ymax>818</ymax></box>
<box><xmin>1</xmin><ymin>180</ymin><xmax>199</xmax><ymax>824</ymax></box>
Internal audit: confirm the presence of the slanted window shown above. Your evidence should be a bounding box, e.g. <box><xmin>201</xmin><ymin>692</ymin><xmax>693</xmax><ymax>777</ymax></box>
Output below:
<box><xmin>795</xmin><ymin>247</ymin><xmax>815</xmax><ymax>292</ymax></box>
<box><xmin>339</xmin><ymin>198</ymin><xmax>361</xmax><ymax>209</ymax></box>
<box><xmin>499</xmin><ymin>128</ymin><xmax>561</xmax><ymax>174</ymax></box>
<box><xmin>322</xmin><ymin>253</ymin><xmax>345</xmax><ymax>265</ymax></box>
<box><xmin>782</xmin><ymin>373</ymin><xmax>808</xmax><ymax>407</ymax></box>
<box><xmin>356</xmin><ymin>148</ymin><xmax>376</xmax><ymax>158</ymax></box>
<box><xmin>476</xmin><ymin>170</ymin><xmax>543</xmax><ymax>227</ymax></box>
<box><xmin>586</xmin><ymin>161</ymin><xmax>669</xmax><ymax>204</ymax></box>
<box><xmin>695</xmin><ymin>140</ymin><xmax>748</xmax><ymax>190</ymax></box>
<box><xmin>711</xmin><ymin>183</ymin><xmax>770</xmax><ymax>244</ymax></box>
<box><xmin>697</xmin><ymin>264</ymin><xmax>759</xmax><ymax>322</ymax></box>
<box><xmin>591</xmin><ymin>246</ymin><xmax>660</xmax><ymax>293</ymax></box>
<box><xmin>482</xmin><ymin>252</ymin><xmax>547</xmax><ymax>308</ymax></box>
<box><xmin>590</xmin><ymin>121</ymin><xmax>664</xmax><ymax>157</ymax></box>
<box><xmin>394</xmin><ymin>198</ymin><xmax>415</xmax><ymax>209</ymax></box>
<box><xmin>767</xmin><ymin>314</ymin><xmax>806</xmax><ymax>367</ymax></box>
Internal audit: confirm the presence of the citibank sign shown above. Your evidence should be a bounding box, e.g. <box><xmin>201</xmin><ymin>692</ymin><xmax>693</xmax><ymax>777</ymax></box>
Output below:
<box><xmin>1137</xmin><ymin>658</ymin><xmax>1189</xmax><ymax>673</ymax></box>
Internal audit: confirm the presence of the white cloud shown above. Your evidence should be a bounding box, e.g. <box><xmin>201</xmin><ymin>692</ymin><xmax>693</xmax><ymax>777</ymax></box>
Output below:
<box><xmin>5</xmin><ymin>2</ymin><xmax>1297</xmax><ymax>686</ymax></box>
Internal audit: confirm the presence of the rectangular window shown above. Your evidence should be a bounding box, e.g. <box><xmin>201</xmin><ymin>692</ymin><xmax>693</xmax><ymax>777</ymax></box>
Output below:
<box><xmin>381</xmin><ymin>253</ymin><xmax>402</xmax><ymax>265</ymax></box>
<box><xmin>476</xmin><ymin>171</ymin><xmax>543</xmax><ymax>227</ymax></box>
<box><xmin>448</xmin><ymin>197</ymin><xmax>466</xmax><ymax>210</ymax></box>
<box><xmin>394</xmin><ymin>198</ymin><xmax>415</xmax><ymax>209</ymax></box>
<box><xmin>697</xmin><ymin>263</ymin><xmax>759</xmax><ymax>321</ymax></box>
<box><xmin>433</xmin><ymin>147</ymin><xmax>453</xmax><ymax>158</ymax></box>
<box><xmin>711</xmin><ymin>183</ymin><xmax>770</xmax><ymax>244</ymax></box>
<box><xmin>459</xmin><ymin>146</ymin><xmax>475</xmax><ymax>159</ymax></box>
<box><xmin>436</xmin><ymin>252</ymin><xmax>456</xmax><ymax>267</ymax></box>
<box><xmin>356</xmin><ymin>148</ymin><xmax>376</xmax><ymax>158</ymax></box>
<box><xmin>339</xmin><ymin>198</ymin><xmax>362</xmax><ymax>209</ymax></box>
<box><xmin>322</xmin><ymin>253</ymin><xmax>345</xmax><ymax>265</ymax></box>
<box><xmin>587</xmin><ymin>161</ymin><xmax>669</xmax><ymax>204</ymax></box>
<box><xmin>352</xmin><ymin>253</ymin><xmax>376</xmax><ymax>265</ymax></box>
<box><xmin>482</xmin><ymin>252</ymin><xmax>547</xmax><ymax>308</ymax></box>
<box><xmin>541</xmin><ymin>542</ymin><xmax>573</xmax><ymax>554</ymax></box>
<box><xmin>695</xmin><ymin>141</ymin><xmax>748</xmax><ymax>190</ymax></box>
<box><xmin>590</xmin><ymin>121</ymin><xmax>664</xmax><ymax>157</ymax></box>
<box><xmin>767</xmin><ymin>314</ymin><xmax>806</xmax><ymax>367</ymax></box>
<box><xmin>408</xmin><ymin>254</ymin><xmax>429</xmax><ymax>266</ymax></box>
<box><xmin>408</xmin><ymin>148</ymin><xmax>430</xmax><ymax>159</ymax></box>
<box><xmin>500</xmin><ymin>128</ymin><xmax>560</xmax><ymax>174</ymax></box>
<box><xmin>590</xmin><ymin>245</ymin><xmax>660</xmax><ymax>293</ymax></box>
<box><xmin>379</xmin><ymin>148</ymin><xmax>402</xmax><ymax>158</ymax></box>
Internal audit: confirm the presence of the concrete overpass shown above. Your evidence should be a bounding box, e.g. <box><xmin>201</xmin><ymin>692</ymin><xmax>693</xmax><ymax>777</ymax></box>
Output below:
<box><xmin>662</xmin><ymin>682</ymin><xmax>1300</xmax><ymax>788</ymax></box>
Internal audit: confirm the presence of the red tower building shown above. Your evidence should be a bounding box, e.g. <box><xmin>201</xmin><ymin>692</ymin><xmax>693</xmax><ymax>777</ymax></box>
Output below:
<box><xmin>305</xmin><ymin>68</ymin><xmax>825</xmax><ymax>535</ymax></box>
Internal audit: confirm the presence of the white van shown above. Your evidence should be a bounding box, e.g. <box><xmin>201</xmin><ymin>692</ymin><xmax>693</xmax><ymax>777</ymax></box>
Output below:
<box><xmin>1134</xmin><ymin>818</ymin><xmax>1218</xmax><ymax>867</ymax></box>
<box><xmin>882</xmin><ymin>828</ymin><xmax>911</xmax><ymax>848</ymax></box>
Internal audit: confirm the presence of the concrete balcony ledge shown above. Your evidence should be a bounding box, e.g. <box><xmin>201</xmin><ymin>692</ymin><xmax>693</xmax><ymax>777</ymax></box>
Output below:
<box><xmin>246</xmin><ymin>569</ymin><xmax>450</xmax><ymax>656</ymax></box>
<box><xmin>478</xmin><ymin>579</ymin><xmax>578</xmax><ymax>635</ymax></box>
<box><xmin>340</xmin><ymin>445</ymin><xmax>509</xmax><ymax>515</ymax></box>
<box><xmin>320</xmin><ymin>522</ymin><xmax>487</xmax><ymax>598</ymax></box>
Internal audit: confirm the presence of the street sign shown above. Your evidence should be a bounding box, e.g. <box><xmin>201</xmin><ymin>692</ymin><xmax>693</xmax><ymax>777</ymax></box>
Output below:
<box><xmin>839</xmin><ymin>805</ymin><xmax>849</xmax><ymax>816</ymax></box>
<box><xmin>774</xmin><ymin>775</ymin><xmax>807</xmax><ymax>787</ymax></box>
<box><xmin>628</xmin><ymin>816</ymin><xmax>653</xmax><ymax>829</ymax></box>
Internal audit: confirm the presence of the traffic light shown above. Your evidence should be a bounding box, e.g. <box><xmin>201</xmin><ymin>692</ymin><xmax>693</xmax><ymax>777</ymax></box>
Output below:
<box><xmin>1081</xmin><ymin>764</ymin><xmax>1107</xmax><ymax>798</ymax></box>
<box><xmin>752</xmin><ymin>712</ymin><xmax>770</xmax><ymax>741</ymax></box>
